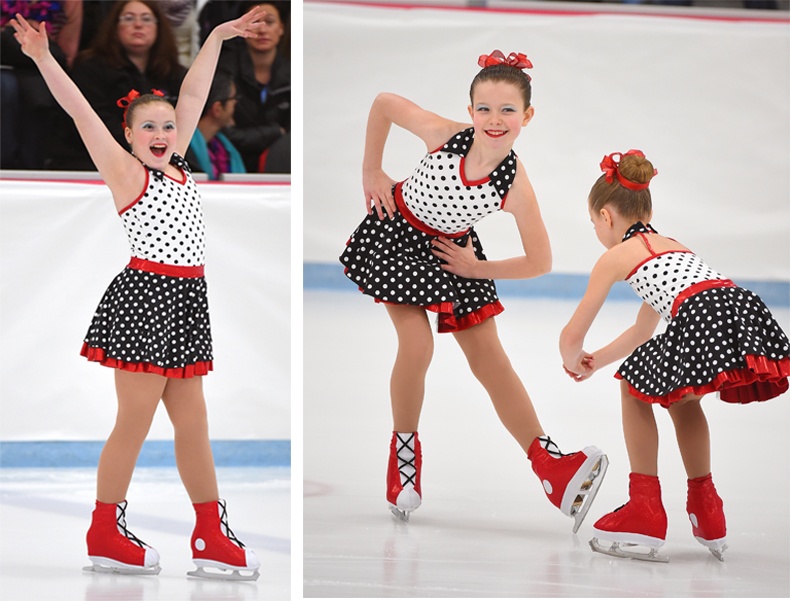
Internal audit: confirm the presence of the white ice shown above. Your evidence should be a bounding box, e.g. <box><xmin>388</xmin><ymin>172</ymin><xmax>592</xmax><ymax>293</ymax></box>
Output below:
<box><xmin>0</xmin><ymin>466</ymin><xmax>290</xmax><ymax>600</ymax></box>
<box><xmin>304</xmin><ymin>289</ymin><xmax>790</xmax><ymax>597</ymax></box>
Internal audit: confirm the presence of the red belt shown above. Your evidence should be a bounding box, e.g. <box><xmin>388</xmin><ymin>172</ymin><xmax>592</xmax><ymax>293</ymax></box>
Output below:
<box><xmin>128</xmin><ymin>257</ymin><xmax>204</xmax><ymax>278</ymax></box>
<box><xmin>671</xmin><ymin>279</ymin><xmax>735</xmax><ymax>317</ymax></box>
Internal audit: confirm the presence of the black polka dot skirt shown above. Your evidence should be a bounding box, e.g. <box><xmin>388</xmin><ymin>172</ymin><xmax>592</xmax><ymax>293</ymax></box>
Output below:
<box><xmin>617</xmin><ymin>286</ymin><xmax>790</xmax><ymax>407</ymax></box>
<box><xmin>340</xmin><ymin>204</ymin><xmax>503</xmax><ymax>333</ymax></box>
<box><xmin>81</xmin><ymin>261</ymin><xmax>213</xmax><ymax>378</ymax></box>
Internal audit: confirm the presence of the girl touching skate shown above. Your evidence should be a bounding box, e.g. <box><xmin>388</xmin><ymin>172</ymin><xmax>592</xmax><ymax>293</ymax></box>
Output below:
<box><xmin>341</xmin><ymin>50</ymin><xmax>608</xmax><ymax>530</ymax></box>
<box><xmin>560</xmin><ymin>150</ymin><xmax>790</xmax><ymax>561</ymax></box>
<box><xmin>10</xmin><ymin>9</ymin><xmax>267</xmax><ymax>580</ymax></box>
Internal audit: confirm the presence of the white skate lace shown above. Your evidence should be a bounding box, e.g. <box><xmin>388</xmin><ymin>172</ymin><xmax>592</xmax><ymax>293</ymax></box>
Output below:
<box><xmin>218</xmin><ymin>500</ymin><xmax>246</xmax><ymax>549</ymax></box>
<box><xmin>116</xmin><ymin>501</ymin><xmax>150</xmax><ymax>549</ymax></box>
<box><xmin>395</xmin><ymin>433</ymin><xmax>417</xmax><ymax>487</ymax></box>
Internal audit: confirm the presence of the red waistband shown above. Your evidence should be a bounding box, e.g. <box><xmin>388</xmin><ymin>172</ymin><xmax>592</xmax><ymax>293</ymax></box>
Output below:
<box><xmin>128</xmin><ymin>257</ymin><xmax>205</xmax><ymax>278</ymax></box>
<box><xmin>394</xmin><ymin>182</ymin><xmax>469</xmax><ymax>239</ymax></box>
<box><xmin>671</xmin><ymin>279</ymin><xmax>735</xmax><ymax>317</ymax></box>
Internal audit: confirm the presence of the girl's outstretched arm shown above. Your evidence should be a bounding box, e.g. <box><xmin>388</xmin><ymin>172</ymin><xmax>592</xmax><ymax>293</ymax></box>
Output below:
<box><xmin>174</xmin><ymin>6</ymin><xmax>267</xmax><ymax>156</ymax></box>
<box><xmin>9</xmin><ymin>14</ymin><xmax>140</xmax><ymax>197</ymax></box>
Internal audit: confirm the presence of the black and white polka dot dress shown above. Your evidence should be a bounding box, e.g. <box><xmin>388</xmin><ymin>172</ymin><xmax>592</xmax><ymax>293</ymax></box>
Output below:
<box><xmin>340</xmin><ymin>128</ymin><xmax>517</xmax><ymax>332</ymax></box>
<box><xmin>616</xmin><ymin>222</ymin><xmax>790</xmax><ymax>407</ymax></box>
<box><xmin>81</xmin><ymin>153</ymin><xmax>213</xmax><ymax>378</ymax></box>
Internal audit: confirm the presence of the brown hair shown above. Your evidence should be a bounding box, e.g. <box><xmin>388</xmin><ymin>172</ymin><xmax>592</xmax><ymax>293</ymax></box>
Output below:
<box><xmin>470</xmin><ymin>64</ymin><xmax>532</xmax><ymax>108</ymax></box>
<box><xmin>80</xmin><ymin>0</ymin><xmax>181</xmax><ymax>80</ymax></box>
<box><xmin>124</xmin><ymin>93</ymin><xmax>174</xmax><ymax>128</ymax></box>
<box><xmin>589</xmin><ymin>153</ymin><xmax>656</xmax><ymax>221</ymax></box>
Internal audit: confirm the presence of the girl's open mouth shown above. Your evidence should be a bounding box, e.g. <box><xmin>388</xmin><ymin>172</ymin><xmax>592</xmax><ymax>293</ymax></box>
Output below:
<box><xmin>150</xmin><ymin>144</ymin><xmax>167</xmax><ymax>158</ymax></box>
<box><xmin>485</xmin><ymin>129</ymin><xmax>507</xmax><ymax>138</ymax></box>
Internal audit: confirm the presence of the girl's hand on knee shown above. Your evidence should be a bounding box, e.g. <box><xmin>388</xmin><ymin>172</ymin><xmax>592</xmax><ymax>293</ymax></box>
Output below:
<box><xmin>433</xmin><ymin>236</ymin><xmax>478</xmax><ymax>278</ymax></box>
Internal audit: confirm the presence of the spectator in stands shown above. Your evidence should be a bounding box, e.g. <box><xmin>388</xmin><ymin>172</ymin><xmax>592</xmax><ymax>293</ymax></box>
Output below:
<box><xmin>1</xmin><ymin>0</ymin><xmax>83</xmax><ymax>168</ymax></box>
<box><xmin>48</xmin><ymin>0</ymin><xmax>186</xmax><ymax>170</ymax></box>
<box><xmin>186</xmin><ymin>71</ymin><xmax>246</xmax><ymax>180</ymax></box>
<box><xmin>216</xmin><ymin>1</ymin><xmax>290</xmax><ymax>173</ymax></box>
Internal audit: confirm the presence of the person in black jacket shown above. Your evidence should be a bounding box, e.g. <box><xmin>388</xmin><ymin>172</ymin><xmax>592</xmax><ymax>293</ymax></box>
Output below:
<box><xmin>215</xmin><ymin>1</ymin><xmax>289</xmax><ymax>173</ymax></box>
<box><xmin>48</xmin><ymin>0</ymin><xmax>186</xmax><ymax>170</ymax></box>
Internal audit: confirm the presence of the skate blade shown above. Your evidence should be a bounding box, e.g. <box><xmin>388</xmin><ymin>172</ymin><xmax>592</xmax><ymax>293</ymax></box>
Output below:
<box><xmin>570</xmin><ymin>454</ymin><xmax>609</xmax><ymax>534</ymax></box>
<box><xmin>83</xmin><ymin>564</ymin><xmax>161</xmax><ymax>576</ymax></box>
<box><xmin>589</xmin><ymin>537</ymin><xmax>669</xmax><ymax>563</ymax></box>
<box><xmin>705</xmin><ymin>542</ymin><xmax>727</xmax><ymax>562</ymax></box>
<box><xmin>187</xmin><ymin>566</ymin><xmax>260</xmax><ymax>582</ymax></box>
<box><xmin>389</xmin><ymin>505</ymin><xmax>411</xmax><ymax>523</ymax></box>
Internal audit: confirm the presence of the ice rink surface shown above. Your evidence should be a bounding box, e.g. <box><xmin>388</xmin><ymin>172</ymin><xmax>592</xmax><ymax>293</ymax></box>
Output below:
<box><xmin>0</xmin><ymin>466</ymin><xmax>290</xmax><ymax>600</ymax></box>
<box><xmin>304</xmin><ymin>289</ymin><xmax>790</xmax><ymax>598</ymax></box>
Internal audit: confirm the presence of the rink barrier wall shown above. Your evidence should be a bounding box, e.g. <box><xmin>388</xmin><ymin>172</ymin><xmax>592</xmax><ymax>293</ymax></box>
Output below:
<box><xmin>0</xmin><ymin>440</ymin><xmax>290</xmax><ymax>468</ymax></box>
<box><xmin>304</xmin><ymin>262</ymin><xmax>790</xmax><ymax>309</ymax></box>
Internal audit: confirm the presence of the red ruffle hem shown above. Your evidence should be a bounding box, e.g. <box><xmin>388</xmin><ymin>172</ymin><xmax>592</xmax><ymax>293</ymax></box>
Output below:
<box><xmin>81</xmin><ymin>344</ymin><xmax>213</xmax><ymax>379</ymax></box>
<box><xmin>369</xmin><ymin>297</ymin><xmax>504</xmax><ymax>333</ymax></box>
<box><xmin>617</xmin><ymin>355</ymin><xmax>790</xmax><ymax>408</ymax></box>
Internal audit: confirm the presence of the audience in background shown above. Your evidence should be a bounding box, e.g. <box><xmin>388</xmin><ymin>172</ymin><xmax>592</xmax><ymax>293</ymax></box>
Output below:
<box><xmin>186</xmin><ymin>71</ymin><xmax>246</xmax><ymax>180</ymax></box>
<box><xmin>48</xmin><ymin>0</ymin><xmax>186</xmax><ymax>170</ymax></box>
<box><xmin>1</xmin><ymin>0</ymin><xmax>83</xmax><ymax>168</ymax></box>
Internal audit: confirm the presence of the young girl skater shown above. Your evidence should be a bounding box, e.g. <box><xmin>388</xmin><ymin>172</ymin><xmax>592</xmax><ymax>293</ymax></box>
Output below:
<box><xmin>340</xmin><ymin>50</ymin><xmax>608</xmax><ymax>531</ymax></box>
<box><xmin>560</xmin><ymin>149</ymin><xmax>790</xmax><ymax>561</ymax></box>
<box><xmin>10</xmin><ymin>9</ymin><xmax>267</xmax><ymax>580</ymax></box>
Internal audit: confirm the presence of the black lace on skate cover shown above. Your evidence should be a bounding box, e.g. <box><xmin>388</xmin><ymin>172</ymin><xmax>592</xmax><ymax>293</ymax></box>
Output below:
<box><xmin>539</xmin><ymin>436</ymin><xmax>567</xmax><ymax>459</ymax></box>
<box><xmin>116</xmin><ymin>501</ymin><xmax>150</xmax><ymax>548</ymax></box>
<box><xmin>395</xmin><ymin>433</ymin><xmax>417</xmax><ymax>486</ymax></box>
<box><xmin>218</xmin><ymin>499</ymin><xmax>246</xmax><ymax>549</ymax></box>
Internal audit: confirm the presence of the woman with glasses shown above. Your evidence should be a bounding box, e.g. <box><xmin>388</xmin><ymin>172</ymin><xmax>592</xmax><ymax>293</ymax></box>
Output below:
<box><xmin>48</xmin><ymin>0</ymin><xmax>186</xmax><ymax>170</ymax></box>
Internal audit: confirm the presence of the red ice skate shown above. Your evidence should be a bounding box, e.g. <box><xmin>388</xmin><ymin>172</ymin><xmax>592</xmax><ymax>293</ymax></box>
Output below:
<box><xmin>590</xmin><ymin>472</ymin><xmax>669</xmax><ymax>562</ymax></box>
<box><xmin>188</xmin><ymin>499</ymin><xmax>260</xmax><ymax>581</ymax></box>
<box><xmin>84</xmin><ymin>500</ymin><xmax>161</xmax><ymax>575</ymax></box>
<box><xmin>387</xmin><ymin>431</ymin><xmax>422</xmax><ymax>522</ymax></box>
<box><xmin>687</xmin><ymin>473</ymin><xmax>727</xmax><ymax>561</ymax></box>
<box><xmin>527</xmin><ymin>436</ymin><xmax>608</xmax><ymax>532</ymax></box>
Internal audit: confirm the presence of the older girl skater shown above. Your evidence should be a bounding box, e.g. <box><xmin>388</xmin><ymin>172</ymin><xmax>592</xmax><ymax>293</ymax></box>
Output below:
<box><xmin>341</xmin><ymin>51</ymin><xmax>608</xmax><ymax>530</ymax></box>
<box><xmin>560</xmin><ymin>150</ymin><xmax>790</xmax><ymax>561</ymax></box>
<box><xmin>10</xmin><ymin>9</ymin><xmax>267</xmax><ymax>580</ymax></box>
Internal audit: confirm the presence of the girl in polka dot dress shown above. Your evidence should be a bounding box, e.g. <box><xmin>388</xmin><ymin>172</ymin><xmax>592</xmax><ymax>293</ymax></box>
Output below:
<box><xmin>340</xmin><ymin>51</ymin><xmax>609</xmax><ymax>530</ymax></box>
<box><xmin>560</xmin><ymin>150</ymin><xmax>790</xmax><ymax>562</ymax></box>
<box><xmin>10</xmin><ymin>9</ymin><xmax>267</xmax><ymax>580</ymax></box>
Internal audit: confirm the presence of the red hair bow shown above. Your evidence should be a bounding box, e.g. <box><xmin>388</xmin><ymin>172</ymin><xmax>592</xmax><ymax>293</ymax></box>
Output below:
<box><xmin>478</xmin><ymin>50</ymin><xmax>533</xmax><ymax>71</ymax></box>
<box><xmin>116</xmin><ymin>89</ymin><xmax>165</xmax><ymax>128</ymax></box>
<box><xmin>600</xmin><ymin>149</ymin><xmax>656</xmax><ymax>191</ymax></box>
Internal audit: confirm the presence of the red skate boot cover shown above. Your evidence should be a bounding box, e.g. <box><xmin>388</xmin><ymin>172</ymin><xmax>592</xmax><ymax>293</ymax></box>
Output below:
<box><xmin>191</xmin><ymin>499</ymin><xmax>260</xmax><ymax>571</ymax></box>
<box><xmin>593</xmin><ymin>473</ymin><xmax>667</xmax><ymax>547</ymax></box>
<box><xmin>687</xmin><ymin>473</ymin><xmax>727</xmax><ymax>548</ymax></box>
<box><xmin>86</xmin><ymin>500</ymin><xmax>159</xmax><ymax>569</ymax></box>
<box><xmin>386</xmin><ymin>432</ymin><xmax>422</xmax><ymax>512</ymax></box>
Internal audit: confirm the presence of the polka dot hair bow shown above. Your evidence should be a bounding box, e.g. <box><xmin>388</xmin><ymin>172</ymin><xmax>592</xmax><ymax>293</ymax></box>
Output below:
<box><xmin>599</xmin><ymin>149</ymin><xmax>657</xmax><ymax>191</ymax></box>
<box><xmin>478</xmin><ymin>50</ymin><xmax>533</xmax><ymax>71</ymax></box>
<box><xmin>116</xmin><ymin>88</ymin><xmax>166</xmax><ymax>128</ymax></box>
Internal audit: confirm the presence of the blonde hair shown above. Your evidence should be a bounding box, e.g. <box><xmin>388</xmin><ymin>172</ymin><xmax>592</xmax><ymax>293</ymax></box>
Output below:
<box><xmin>589</xmin><ymin>153</ymin><xmax>656</xmax><ymax>221</ymax></box>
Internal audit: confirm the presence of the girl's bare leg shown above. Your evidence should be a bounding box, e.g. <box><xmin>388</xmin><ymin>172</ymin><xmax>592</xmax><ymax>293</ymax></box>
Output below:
<box><xmin>161</xmin><ymin>375</ymin><xmax>219</xmax><ymax>504</ymax></box>
<box><xmin>96</xmin><ymin>370</ymin><xmax>167</xmax><ymax>503</ymax></box>
<box><xmin>452</xmin><ymin>318</ymin><xmax>543</xmax><ymax>454</ymax></box>
<box><xmin>385</xmin><ymin>304</ymin><xmax>434</xmax><ymax>432</ymax></box>
<box><xmin>667</xmin><ymin>396</ymin><xmax>710</xmax><ymax>479</ymax></box>
<box><xmin>620</xmin><ymin>380</ymin><xmax>659</xmax><ymax>476</ymax></box>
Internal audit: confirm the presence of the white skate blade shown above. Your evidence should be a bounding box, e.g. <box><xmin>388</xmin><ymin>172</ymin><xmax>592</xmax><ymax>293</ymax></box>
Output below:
<box><xmin>187</xmin><ymin>565</ymin><xmax>260</xmax><ymax>582</ymax></box>
<box><xmin>695</xmin><ymin>537</ymin><xmax>727</xmax><ymax>562</ymax></box>
<box><xmin>83</xmin><ymin>563</ymin><xmax>161</xmax><ymax>576</ymax></box>
<box><xmin>389</xmin><ymin>504</ymin><xmax>410</xmax><ymax>523</ymax></box>
<box><xmin>589</xmin><ymin>537</ymin><xmax>669</xmax><ymax>563</ymax></box>
<box><xmin>570</xmin><ymin>453</ymin><xmax>609</xmax><ymax>534</ymax></box>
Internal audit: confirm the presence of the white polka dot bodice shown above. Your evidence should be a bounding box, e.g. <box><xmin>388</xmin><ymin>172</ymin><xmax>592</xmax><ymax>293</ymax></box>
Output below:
<box><xmin>120</xmin><ymin>156</ymin><xmax>205</xmax><ymax>266</ymax></box>
<box><xmin>627</xmin><ymin>251</ymin><xmax>724</xmax><ymax>322</ymax></box>
<box><xmin>400</xmin><ymin>128</ymin><xmax>517</xmax><ymax>235</ymax></box>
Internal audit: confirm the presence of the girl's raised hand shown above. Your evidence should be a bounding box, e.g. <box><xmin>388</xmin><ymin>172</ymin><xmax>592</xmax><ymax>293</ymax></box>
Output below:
<box><xmin>9</xmin><ymin>13</ymin><xmax>49</xmax><ymax>63</ymax></box>
<box><xmin>213</xmin><ymin>5</ymin><xmax>268</xmax><ymax>41</ymax></box>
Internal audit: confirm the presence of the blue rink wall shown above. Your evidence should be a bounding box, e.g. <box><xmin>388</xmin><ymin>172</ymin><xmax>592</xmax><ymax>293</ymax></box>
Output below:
<box><xmin>0</xmin><ymin>180</ymin><xmax>291</xmax><ymax>467</ymax></box>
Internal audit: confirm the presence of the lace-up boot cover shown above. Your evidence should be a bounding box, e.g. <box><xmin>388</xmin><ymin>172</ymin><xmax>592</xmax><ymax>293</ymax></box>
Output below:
<box><xmin>387</xmin><ymin>432</ymin><xmax>422</xmax><ymax>512</ymax></box>
<box><xmin>86</xmin><ymin>500</ymin><xmax>159</xmax><ymax>568</ymax></box>
<box><xmin>593</xmin><ymin>473</ymin><xmax>667</xmax><ymax>546</ymax></box>
<box><xmin>687</xmin><ymin>473</ymin><xmax>726</xmax><ymax>546</ymax></box>
<box><xmin>191</xmin><ymin>500</ymin><xmax>260</xmax><ymax>570</ymax></box>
